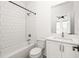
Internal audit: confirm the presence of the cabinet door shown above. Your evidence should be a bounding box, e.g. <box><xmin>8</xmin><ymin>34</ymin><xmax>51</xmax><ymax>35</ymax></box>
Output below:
<box><xmin>74</xmin><ymin>50</ymin><xmax>79</xmax><ymax>58</ymax></box>
<box><xmin>46</xmin><ymin>40</ymin><xmax>61</xmax><ymax>58</ymax></box>
<box><xmin>62</xmin><ymin>44</ymin><xmax>76</xmax><ymax>58</ymax></box>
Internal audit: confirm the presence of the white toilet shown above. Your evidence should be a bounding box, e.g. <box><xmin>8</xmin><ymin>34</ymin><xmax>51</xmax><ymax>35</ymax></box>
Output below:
<box><xmin>29</xmin><ymin>47</ymin><xmax>42</xmax><ymax>58</ymax></box>
<box><xmin>29</xmin><ymin>40</ymin><xmax>45</xmax><ymax>58</ymax></box>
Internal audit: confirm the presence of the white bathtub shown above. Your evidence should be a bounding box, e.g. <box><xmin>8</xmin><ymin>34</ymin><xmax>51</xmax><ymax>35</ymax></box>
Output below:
<box><xmin>1</xmin><ymin>43</ymin><xmax>35</xmax><ymax>58</ymax></box>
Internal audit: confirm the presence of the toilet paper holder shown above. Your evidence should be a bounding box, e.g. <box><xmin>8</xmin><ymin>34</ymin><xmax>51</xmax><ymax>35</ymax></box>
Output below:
<box><xmin>73</xmin><ymin>45</ymin><xmax>79</xmax><ymax>51</ymax></box>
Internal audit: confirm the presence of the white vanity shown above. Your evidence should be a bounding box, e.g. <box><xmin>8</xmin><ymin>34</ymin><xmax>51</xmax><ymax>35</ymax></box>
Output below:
<box><xmin>46</xmin><ymin>34</ymin><xmax>79</xmax><ymax>58</ymax></box>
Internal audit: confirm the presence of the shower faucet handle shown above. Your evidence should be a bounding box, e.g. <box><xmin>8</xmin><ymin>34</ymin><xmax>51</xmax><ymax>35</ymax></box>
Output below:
<box><xmin>27</xmin><ymin>34</ymin><xmax>31</xmax><ymax>41</ymax></box>
<box><xmin>28</xmin><ymin>34</ymin><xmax>31</xmax><ymax>37</ymax></box>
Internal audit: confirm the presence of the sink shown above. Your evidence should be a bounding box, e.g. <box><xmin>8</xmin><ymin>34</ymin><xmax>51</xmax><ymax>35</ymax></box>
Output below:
<box><xmin>54</xmin><ymin>36</ymin><xmax>74</xmax><ymax>43</ymax></box>
<box><xmin>54</xmin><ymin>37</ymin><xmax>72</xmax><ymax>40</ymax></box>
<box><xmin>63</xmin><ymin>37</ymin><xmax>73</xmax><ymax>41</ymax></box>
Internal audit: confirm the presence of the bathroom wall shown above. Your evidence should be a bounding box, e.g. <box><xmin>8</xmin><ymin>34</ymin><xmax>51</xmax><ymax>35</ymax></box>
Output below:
<box><xmin>35</xmin><ymin>1</ymin><xmax>65</xmax><ymax>40</ymax></box>
<box><xmin>24</xmin><ymin>1</ymin><xmax>37</xmax><ymax>44</ymax></box>
<box><xmin>0</xmin><ymin>1</ymin><xmax>27</xmax><ymax>57</ymax></box>
<box><xmin>74</xmin><ymin>2</ymin><xmax>79</xmax><ymax>35</ymax></box>
<box><xmin>36</xmin><ymin>2</ymin><xmax>53</xmax><ymax>41</ymax></box>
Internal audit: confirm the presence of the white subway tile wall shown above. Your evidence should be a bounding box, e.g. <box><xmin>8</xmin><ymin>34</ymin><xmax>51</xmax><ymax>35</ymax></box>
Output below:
<box><xmin>0</xmin><ymin>1</ymin><xmax>26</xmax><ymax>57</ymax></box>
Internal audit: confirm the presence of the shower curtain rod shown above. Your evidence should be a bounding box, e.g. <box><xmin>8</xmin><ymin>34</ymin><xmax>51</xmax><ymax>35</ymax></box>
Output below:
<box><xmin>8</xmin><ymin>1</ymin><xmax>36</xmax><ymax>15</ymax></box>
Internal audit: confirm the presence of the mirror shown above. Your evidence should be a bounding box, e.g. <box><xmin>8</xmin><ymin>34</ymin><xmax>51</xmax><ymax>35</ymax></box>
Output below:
<box><xmin>56</xmin><ymin>15</ymin><xmax>70</xmax><ymax>34</ymax></box>
<box><xmin>51</xmin><ymin>2</ymin><xmax>74</xmax><ymax>34</ymax></box>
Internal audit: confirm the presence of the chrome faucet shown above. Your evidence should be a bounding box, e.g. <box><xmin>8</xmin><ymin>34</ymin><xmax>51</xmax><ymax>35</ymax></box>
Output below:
<box><xmin>62</xmin><ymin>32</ymin><xmax>64</xmax><ymax>37</ymax></box>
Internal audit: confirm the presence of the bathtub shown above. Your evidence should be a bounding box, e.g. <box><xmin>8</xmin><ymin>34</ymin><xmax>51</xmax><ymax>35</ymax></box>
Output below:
<box><xmin>1</xmin><ymin>43</ymin><xmax>35</xmax><ymax>58</ymax></box>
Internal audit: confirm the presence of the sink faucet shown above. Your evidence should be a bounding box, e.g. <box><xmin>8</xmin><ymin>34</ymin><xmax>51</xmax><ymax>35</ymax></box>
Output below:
<box><xmin>62</xmin><ymin>32</ymin><xmax>64</xmax><ymax>37</ymax></box>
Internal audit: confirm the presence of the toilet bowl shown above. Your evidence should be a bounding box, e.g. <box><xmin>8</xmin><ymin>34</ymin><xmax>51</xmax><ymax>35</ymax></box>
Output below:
<box><xmin>29</xmin><ymin>40</ymin><xmax>45</xmax><ymax>58</ymax></box>
<box><xmin>29</xmin><ymin>47</ymin><xmax>42</xmax><ymax>58</ymax></box>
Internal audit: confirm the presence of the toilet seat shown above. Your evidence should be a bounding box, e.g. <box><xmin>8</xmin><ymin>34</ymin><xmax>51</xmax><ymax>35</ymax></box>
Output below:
<box><xmin>30</xmin><ymin>47</ymin><xmax>42</xmax><ymax>55</ymax></box>
<box><xmin>30</xmin><ymin>47</ymin><xmax>42</xmax><ymax>58</ymax></box>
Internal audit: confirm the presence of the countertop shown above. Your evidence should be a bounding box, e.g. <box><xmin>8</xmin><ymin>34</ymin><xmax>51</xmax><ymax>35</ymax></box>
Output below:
<box><xmin>46</xmin><ymin>33</ymin><xmax>79</xmax><ymax>45</ymax></box>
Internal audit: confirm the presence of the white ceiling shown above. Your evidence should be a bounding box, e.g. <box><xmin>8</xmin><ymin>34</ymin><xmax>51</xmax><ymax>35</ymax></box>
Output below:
<box><xmin>50</xmin><ymin>1</ymin><xmax>66</xmax><ymax>6</ymax></box>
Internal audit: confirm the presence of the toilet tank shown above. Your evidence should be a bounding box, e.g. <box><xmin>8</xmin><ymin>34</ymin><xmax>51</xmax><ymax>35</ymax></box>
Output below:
<box><xmin>36</xmin><ymin>40</ymin><xmax>46</xmax><ymax>49</ymax></box>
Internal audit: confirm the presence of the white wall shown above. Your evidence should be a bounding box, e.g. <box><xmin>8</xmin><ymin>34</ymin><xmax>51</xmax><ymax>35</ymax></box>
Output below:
<box><xmin>24</xmin><ymin>1</ymin><xmax>37</xmax><ymax>44</ymax></box>
<box><xmin>74</xmin><ymin>2</ymin><xmax>79</xmax><ymax>35</ymax></box>
<box><xmin>36</xmin><ymin>1</ymin><xmax>65</xmax><ymax>40</ymax></box>
<box><xmin>0</xmin><ymin>1</ymin><xmax>27</xmax><ymax>57</ymax></box>
<box><xmin>36</xmin><ymin>2</ymin><xmax>52</xmax><ymax>40</ymax></box>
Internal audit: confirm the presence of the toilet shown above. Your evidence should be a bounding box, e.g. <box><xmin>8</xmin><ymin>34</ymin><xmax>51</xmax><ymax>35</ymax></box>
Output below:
<box><xmin>29</xmin><ymin>40</ymin><xmax>45</xmax><ymax>58</ymax></box>
<box><xmin>29</xmin><ymin>47</ymin><xmax>42</xmax><ymax>58</ymax></box>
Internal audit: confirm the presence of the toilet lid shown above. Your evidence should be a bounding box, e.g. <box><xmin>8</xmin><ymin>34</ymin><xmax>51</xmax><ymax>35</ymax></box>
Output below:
<box><xmin>30</xmin><ymin>47</ymin><xmax>42</xmax><ymax>55</ymax></box>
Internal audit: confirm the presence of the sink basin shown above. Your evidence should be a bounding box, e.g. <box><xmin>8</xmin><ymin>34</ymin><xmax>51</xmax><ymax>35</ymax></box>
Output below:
<box><xmin>63</xmin><ymin>37</ymin><xmax>73</xmax><ymax>41</ymax></box>
<box><xmin>54</xmin><ymin>37</ymin><xmax>72</xmax><ymax>41</ymax></box>
<box><xmin>54</xmin><ymin>37</ymin><xmax>74</xmax><ymax>43</ymax></box>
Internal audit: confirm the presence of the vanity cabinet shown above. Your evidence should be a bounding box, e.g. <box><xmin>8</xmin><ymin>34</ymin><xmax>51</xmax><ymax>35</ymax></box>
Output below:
<box><xmin>46</xmin><ymin>40</ymin><xmax>78</xmax><ymax>58</ymax></box>
<box><xmin>46</xmin><ymin>40</ymin><xmax>61</xmax><ymax>58</ymax></box>
<box><xmin>62</xmin><ymin>43</ymin><xmax>76</xmax><ymax>58</ymax></box>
